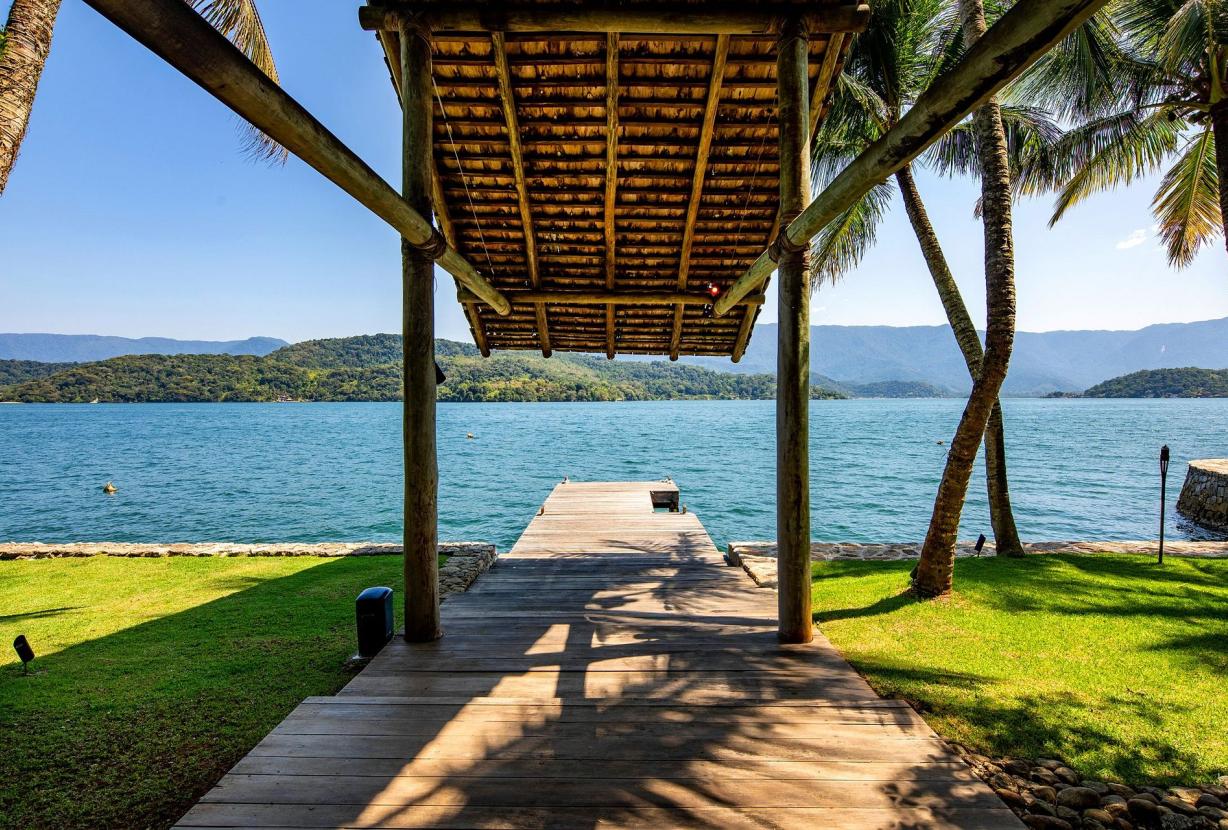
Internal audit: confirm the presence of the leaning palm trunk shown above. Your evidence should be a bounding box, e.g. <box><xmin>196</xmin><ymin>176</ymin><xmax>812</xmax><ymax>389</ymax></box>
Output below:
<box><xmin>895</xmin><ymin>165</ymin><xmax>1024</xmax><ymax>557</ymax></box>
<box><xmin>1214</xmin><ymin>100</ymin><xmax>1228</xmax><ymax>257</ymax></box>
<box><xmin>914</xmin><ymin>0</ymin><xmax>1019</xmax><ymax>597</ymax></box>
<box><xmin>0</xmin><ymin>0</ymin><xmax>62</xmax><ymax>195</ymax></box>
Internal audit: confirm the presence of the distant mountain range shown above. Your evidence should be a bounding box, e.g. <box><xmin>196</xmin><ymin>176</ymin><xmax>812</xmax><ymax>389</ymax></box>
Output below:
<box><xmin>674</xmin><ymin>317</ymin><xmax>1228</xmax><ymax>396</ymax></box>
<box><xmin>3</xmin><ymin>318</ymin><xmax>1226</xmax><ymax>397</ymax></box>
<box><xmin>0</xmin><ymin>334</ymin><xmax>287</xmax><ymax>363</ymax></box>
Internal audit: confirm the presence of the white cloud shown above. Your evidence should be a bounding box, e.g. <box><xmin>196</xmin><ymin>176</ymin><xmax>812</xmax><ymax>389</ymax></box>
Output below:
<box><xmin>1116</xmin><ymin>229</ymin><xmax>1147</xmax><ymax>250</ymax></box>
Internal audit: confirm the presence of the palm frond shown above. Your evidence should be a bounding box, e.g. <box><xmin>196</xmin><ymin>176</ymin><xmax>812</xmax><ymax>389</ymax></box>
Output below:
<box><xmin>189</xmin><ymin>0</ymin><xmax>287</xmax><ymax>163</ymax></box>
<box><xmin>1152</xmin><ymin>125</ymin><xmax>1221</xmax><ymax>266</ymax></box>
<box><xmin>809</xmin><ymin>180</ymin><xmax>895</xmax><ymax>287</ymax></box>
<box><xmin>1030</xmin><ymin>109</ymin><xmax>1181</xmax><ymax>223</ymax></box>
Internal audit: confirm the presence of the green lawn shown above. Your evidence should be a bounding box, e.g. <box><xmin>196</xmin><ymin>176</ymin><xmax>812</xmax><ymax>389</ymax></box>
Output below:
<box><xmin>812</xmin><ymin>554</ymin><xmax>1228</xmax><ymax>787</ymax></box>
<box><xmin>0</xmin><ymin>555</ymin><xmax>442</xmax><ymax>829</ymax></box>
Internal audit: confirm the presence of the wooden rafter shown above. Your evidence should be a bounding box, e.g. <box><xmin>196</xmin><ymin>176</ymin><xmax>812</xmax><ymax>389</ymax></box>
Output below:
<box><xmin>379</xmin><ymin>27</ymin><xmax>490</xmax><ymax>357</ymax></box>
<box><xmin>492</xmin><ymin>32</ymin><xmax>550</xmax><ymax>358</ymax></box>
<box><xmin>669</xmin><ymin>34</ymin><xmax>730</xmax><ymax>361</ymax></box>
<box><xmin>603</xmin><ymin>32</ymin><xmax>619</xmax><ymax>359</ymax></box>
<box><xmin>458</xmin><ymin>289</ymin><xmax>765</xmax><ymax>307</ymax></box>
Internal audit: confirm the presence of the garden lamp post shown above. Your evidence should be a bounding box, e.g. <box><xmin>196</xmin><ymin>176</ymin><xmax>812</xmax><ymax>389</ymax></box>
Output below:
<box><xmin>1159</xmin><ymin>445</ymin><xmax>1170</xmax><ymax>564</ymax></box>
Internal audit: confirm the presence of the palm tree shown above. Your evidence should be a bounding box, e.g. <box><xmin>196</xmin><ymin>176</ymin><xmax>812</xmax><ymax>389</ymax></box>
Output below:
<box><xmin>912</xmin><ymin>0</ymin><xmax>1022</xmax><ymax>596</ymax></box>
<box><xmin>0</xmin><ymin>0</ymin><xmax>62</xmax><ymax>195</ymax></box>
<box><xmin>1015</xmin><ymin>0</ymin><xmax>1226</xmax><ymax>264</ymax></box>
<box><xmin>0</xmin><ymin>0</ymin><xmax>283</xmax><ymax>197</ymax></box>
<box><xmin>810</xmin><ymin>0</ymin><xmax>1049</xmax><ymax>556</ymax></box>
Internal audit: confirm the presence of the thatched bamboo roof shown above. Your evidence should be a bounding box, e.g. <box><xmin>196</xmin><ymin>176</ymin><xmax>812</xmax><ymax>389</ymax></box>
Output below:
<box><xmin>368</xmin><ymin>2</ymin><xmax>863</xmax><ymax>360</ymax></box>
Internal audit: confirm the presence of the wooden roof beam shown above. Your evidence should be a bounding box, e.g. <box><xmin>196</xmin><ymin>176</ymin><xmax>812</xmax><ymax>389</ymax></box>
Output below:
<box><xmin>458</xmin><ymin>289</ymin><xmax>766</xmax><ymax>307</ymax></box>
<box><xmin>669</xmin><ymin>34</ymin><xmax>730</xmax><ymax>362</ymax></box>
<box><xmin>603</xmin><ymin>33</ymin><xmax>619</xmax><ymax>359</ymax></box>
<box><xmin>360</xmin><ymin>4</ymin><xmax>871</xmax><ymax>35</ymax></box>
<box><xmin>81</xmin><ymin>0</ymin><xmax>510</xmax><ymax>316</ymax></box>
<box><xmin>714</xmin><ymin>0</ymin><xmax>1112</xmax><ymax>317</ymax></box>
<box><xmin>492</xmin><ymin>32</ymin><xmax>551</xmax><ymax>357</ymax></box>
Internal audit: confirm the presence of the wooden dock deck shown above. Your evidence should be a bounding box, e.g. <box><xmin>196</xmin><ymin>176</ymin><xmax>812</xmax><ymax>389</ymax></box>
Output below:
<box><xmin>176</xmin><ymin>481</ymin><xmax>1019</xmax><ymax>829</ymax></box>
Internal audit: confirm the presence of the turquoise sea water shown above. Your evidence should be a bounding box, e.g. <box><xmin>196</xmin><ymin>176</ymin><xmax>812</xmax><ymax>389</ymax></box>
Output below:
<box><xmin>0</xmin><ymin>400</ymin><xmax>1224</xmax><ymax>550</ymax></box>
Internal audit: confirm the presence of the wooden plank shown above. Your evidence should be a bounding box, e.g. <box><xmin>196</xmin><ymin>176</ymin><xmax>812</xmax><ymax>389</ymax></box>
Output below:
<box><xmin>228</xmin><ymin>755</ymin><xmax>976</xmax><ymax>782</ymax></box>
<box><xmin>201</xmin><ymin>773</ymin><xmax>1001</xmax><ymax>810</ymax></box>
<box><xmin>178</xmin><ymin>804</ymin><xmax>1019</xmax><ymax>830</ymax></box>
<box><xmin>670</xmin><ymin>35</ymin><xmax>730</xmax><ymax>361</ymax></box>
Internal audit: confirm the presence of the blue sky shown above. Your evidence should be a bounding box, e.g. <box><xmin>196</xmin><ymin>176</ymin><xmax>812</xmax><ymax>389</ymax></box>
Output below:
<box><xmin>1</xmin><ymin>0</ymin><xmax>1224</xmax><ymax>345</ymax></box>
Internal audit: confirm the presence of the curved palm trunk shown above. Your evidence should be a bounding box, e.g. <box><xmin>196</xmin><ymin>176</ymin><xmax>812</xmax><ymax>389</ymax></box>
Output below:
<box><xmin>1213</xmin><ymin>100</ymin><xmax>1228</xmax><ymax>257</ymax></box>
<box><xmin>895</xmin><ymin>165</ymin><xmax>1024</xmax><ymax>556</ymax></box>
<box><xmin>0</xmin><ymin>0</ymin><xmax>62</xmax><ymax>196</ymax></box>
<box><xmin>913</xmin><ymin>0</ymin><xmax>1019</xmax><ymax>597</ymax></box>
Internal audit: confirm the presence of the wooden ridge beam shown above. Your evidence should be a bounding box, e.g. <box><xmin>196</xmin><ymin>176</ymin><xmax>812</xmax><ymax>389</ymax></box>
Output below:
<box><xmin>669</xmin><ymin>34</ymin><xmax>730</xmax><ymax>362</ymax></box>
<box><xmin>457</xmin><ymin>289</ymin><xmax>766</xmax><ymax>307</ymax></box>
<box><xmin>81</xmin><ymin>0</ymin><xmax>509</xmax><ymax>316</ymax></box>
<box><xmin>604</xmin><ymin>33</ymin><xmax>619</xmax><ymax>359</ymax></box>
<box><xmin>492</xmin><ymin>32</ymin><xmax>550</xmax><ymax>358</ymax></box>
<box><xmin>714</xmin><ymin>0</ymin><xmax>1112</xmax><ymax>317</ymax></box>
<box><xmin>360</xmin><ymin>4</ymin><xmax>871</xmax><ymax>35</ymax></box>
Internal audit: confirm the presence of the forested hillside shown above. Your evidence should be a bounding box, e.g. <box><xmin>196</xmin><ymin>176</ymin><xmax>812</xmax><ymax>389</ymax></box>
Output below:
<box><xmin>0</xmin><ymin>336</ymin><xmax>844</xmax><ymax>403</ymax></box>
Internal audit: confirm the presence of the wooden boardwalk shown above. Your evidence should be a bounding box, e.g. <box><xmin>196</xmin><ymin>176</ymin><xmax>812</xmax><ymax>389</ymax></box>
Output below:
<box><xmin>176</xmin><ymin>482</ymin><xmax>1019</xmax><ymax>829</ymax></box>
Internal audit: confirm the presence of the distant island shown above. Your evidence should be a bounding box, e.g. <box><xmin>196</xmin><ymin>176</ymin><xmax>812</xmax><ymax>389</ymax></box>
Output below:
<box><xmin>0</xmin><ymin>335</ymin><xmax>847</xmax><ymax>403</ymax></box>
<box><xmin>1079</xmin><ymin>367</ymin><xmax>1228</xmax><ymax>398</ymax></box>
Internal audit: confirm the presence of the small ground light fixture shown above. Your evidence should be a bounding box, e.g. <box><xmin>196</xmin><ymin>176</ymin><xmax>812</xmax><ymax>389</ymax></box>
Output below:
<box><xmin>974</xmin><ymin>534</ymin><xmax>987</xmax><ymax>556</ymax></box>
<box><xmin>13</xmin><ymin>635</ymin><xmax>34</xmax><ymax>674</ymax></box>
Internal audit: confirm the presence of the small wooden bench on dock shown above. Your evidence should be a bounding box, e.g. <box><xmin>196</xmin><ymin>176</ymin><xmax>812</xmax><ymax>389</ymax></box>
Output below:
<box><xmin>176</xmin><ymin>482</ymin><xmax>1019</xmax><ymax>829</ymax></box>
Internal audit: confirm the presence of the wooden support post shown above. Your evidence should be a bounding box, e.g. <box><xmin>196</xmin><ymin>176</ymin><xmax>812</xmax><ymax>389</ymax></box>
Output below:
<box><xmin>401</xmin><ymin>22</ymin><xmax>441</xmax><ymax>643</ymax></box>
<box><xmin>775</xmin><ymin>17</ymin><xmax>813</xmax><ymax>645</ymax></box>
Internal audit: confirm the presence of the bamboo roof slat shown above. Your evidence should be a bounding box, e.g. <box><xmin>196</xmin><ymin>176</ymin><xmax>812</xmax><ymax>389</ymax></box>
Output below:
<box><xmin>369</xmin><ymin>1</ymin><xmax>861</xmax><ymax>358</ymax></box>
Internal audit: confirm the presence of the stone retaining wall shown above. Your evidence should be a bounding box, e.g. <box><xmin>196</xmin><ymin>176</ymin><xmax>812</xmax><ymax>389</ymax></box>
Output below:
<box><xmin>728</xmin><ymin>539</ymin><xmax>1228</xmax><ymax>588</ymax></box>
<box><xmin>1177</xmin><ymin>459</ymin><xmax>1228</xmax><ymax>533</ymax></box>
<box><xmin>0</xmin><ymin>541</ymin><xmax>499</xmax><ymax>597</ymax></box>
<box><xmin>0</xmin><ymin>541</ymin><xmax>492</xmax><ymax>560</ymax></box>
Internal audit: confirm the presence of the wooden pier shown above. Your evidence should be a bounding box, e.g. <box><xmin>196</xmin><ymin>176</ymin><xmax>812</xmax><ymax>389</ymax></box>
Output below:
<box><xmin>176</xmin><ymin>482</ymin><xmax>1019</xmax><ymax>829</ymax></box>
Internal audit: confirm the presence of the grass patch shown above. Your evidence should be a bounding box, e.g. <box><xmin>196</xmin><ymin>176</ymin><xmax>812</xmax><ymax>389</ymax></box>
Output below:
<box><xmin>0</xmin><ymin>554</ymin><xmax>444</xmax><ymax>829</ymax></box>
<box><xmin>812</xmin><ymin>554</ymin><xmax>1228</xmax><ymax>786</ymax></box>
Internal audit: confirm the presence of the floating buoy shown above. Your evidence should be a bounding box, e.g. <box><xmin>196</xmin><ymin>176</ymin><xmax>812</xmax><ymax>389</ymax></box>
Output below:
<box><xmin>466</xmin><ymin>432</ymin><xmax>475</xmax><ymax>440</ymax></box>
<box><xmin>102</xmin><ymin>482</ymin><xmax>117</xmax><ymax>494</ymax></box>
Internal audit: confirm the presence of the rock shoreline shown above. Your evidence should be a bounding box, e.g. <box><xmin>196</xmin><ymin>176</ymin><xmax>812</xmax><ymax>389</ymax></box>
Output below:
<box><xmin>955</xmin><ymin>746</ymin><xmax>1228</xmax><ymax>830</ymax></box>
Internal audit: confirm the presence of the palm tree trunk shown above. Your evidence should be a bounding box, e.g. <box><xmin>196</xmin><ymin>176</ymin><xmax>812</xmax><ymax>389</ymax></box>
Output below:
<box><xmin>895</xmin><ymin>164</ymin><xmax>1024</xmax><ymax>557</ymax></box>
<box><xmin>913</xmin><ymin>0</ymin><xmax>1019</xmax><ymax>597</ymax></box>
<box><xmin>1213</xmin><ymin>100</ymin><xmax>1228</xmax><ymax>258</ymax></box>
<box><xmin>0</xmin><ymin>0</ymin><xmax>62</xmax><ymax>196</ymax></box>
